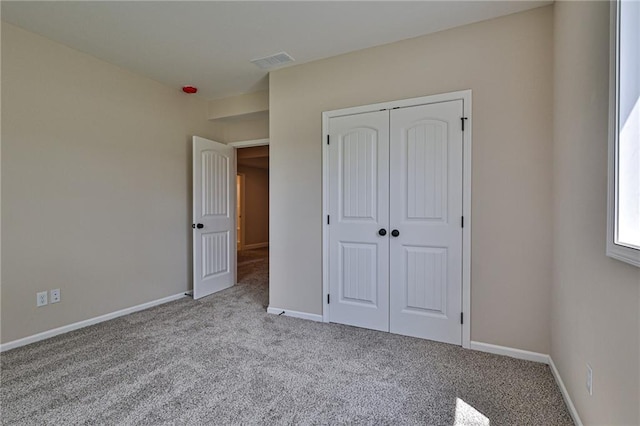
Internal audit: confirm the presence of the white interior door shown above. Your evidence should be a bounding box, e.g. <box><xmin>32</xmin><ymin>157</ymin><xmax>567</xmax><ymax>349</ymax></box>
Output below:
<box><xmin>389</xmin><ymin>101</ymin><xmax>463</xmax><ymax>344</ymax></box>
<box><xmin>192</xmin><ymin>136</ymin><xmax>236</xmax><ymax>299</ymax></box>
<box><xmin>328</xmin><ymin>111</ymin><xmax>390</xmax><ymax>332</ymax></box>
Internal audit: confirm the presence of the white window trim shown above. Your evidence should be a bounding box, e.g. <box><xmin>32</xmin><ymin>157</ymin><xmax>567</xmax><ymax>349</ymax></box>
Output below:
<box><xmin>607</xmin><ymin>0</ymin><xmax>640</xmax><ymax>268</ymax></box>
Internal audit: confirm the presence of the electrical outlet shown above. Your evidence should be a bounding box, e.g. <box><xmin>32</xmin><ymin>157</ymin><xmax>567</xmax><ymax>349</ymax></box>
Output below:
<box><xmin>586</xmin><ymin>363</ymin><xmax>593</xmax><ymax>396</ymax></box>
<box><xmin>36</xmin><ymin>291</ymin><xmax>48</xmax><ymax>307</ymax></box>
<box><xmin>50</xmin><ymin>289</ymin><xmax>61</xmax><ymax>304</ymax></box>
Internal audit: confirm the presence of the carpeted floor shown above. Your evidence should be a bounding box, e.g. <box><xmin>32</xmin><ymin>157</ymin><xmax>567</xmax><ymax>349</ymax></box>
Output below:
<box><xmin>1</xmin><ymin>249</ymin><xmax>573</xmax><ymax>425</ymax></box>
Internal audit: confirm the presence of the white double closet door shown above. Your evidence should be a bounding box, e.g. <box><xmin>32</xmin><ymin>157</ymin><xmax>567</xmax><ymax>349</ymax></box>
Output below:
<box><xmin>328</xmin><ymin>100</ymin><xmax>463</xmax><ymax>345</ymax></box>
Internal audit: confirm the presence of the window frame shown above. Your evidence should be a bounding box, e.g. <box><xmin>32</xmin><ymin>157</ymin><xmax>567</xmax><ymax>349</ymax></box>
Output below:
<box><xmin>607</xmin><ymin>0</ymin><xmax>640</xmax><ymax>267</ymax></box>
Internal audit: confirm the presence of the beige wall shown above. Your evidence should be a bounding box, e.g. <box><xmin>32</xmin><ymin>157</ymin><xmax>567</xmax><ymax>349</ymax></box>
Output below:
<box><xmin>270</xmin><ymin>6</ymin><xmax>554</xmax><ymax>353</ymax></box>
<box><xmin>223</xmin><ymin>116</ymin><xmax>269</xmax><ymax>143</ymax></box>
<box><xmin>238</xmin><ymin>166</ymin><xmax>269</xmax><ymax>247</ymax></box>
<box><xmin>207</xmin><ymin>90</ymin><xmax>269</xmax><ymax>143</ymax></box>
<box><xmin>208</xmin><ymin>90</ymin><xmax>268</xmax><ymax>121</ymax></box>
<box><xmin>1</xmin><ymin>23</ymin><xmax>221</xmax><ymax>343</ymax></box>
<box><xmin>552</xmin><ymin>2</ymin><xmax>640</xmax><ymax>424</ymax></box>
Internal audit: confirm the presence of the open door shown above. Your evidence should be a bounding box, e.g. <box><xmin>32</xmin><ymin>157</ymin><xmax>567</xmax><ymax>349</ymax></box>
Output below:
<box><xmin>192</xmin><ymin>136</ymin><xmax>236</xmax><ymax>299</ymax></box>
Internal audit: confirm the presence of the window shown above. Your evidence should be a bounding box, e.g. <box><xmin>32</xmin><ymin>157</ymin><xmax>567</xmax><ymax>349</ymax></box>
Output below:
<box><xmin>608</xmin><ymin>0</ymin><xmax>640</xmax><ymax>267</ymax></box>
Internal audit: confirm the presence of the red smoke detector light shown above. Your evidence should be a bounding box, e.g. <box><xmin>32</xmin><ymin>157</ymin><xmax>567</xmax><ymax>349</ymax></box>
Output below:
<box><xmin>182</xmin><ymin>86</ymin><xmax>198</xmax><ymax>94</ymax></box>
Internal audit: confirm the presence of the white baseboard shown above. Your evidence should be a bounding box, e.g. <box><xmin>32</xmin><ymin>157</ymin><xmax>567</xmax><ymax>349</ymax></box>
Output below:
<box><xmin>241</xmin><ymin>242</ymin><xmax>269</xmax><ymax>250</ymax></box>
<box><xmin>469</xmin><ymin>341</ymin><xmax>550</xmax><ymax>364</ymax></box>
<box><xmin>0</xmin><ymin>292</ymin><xmax>186</xmax><ymax>352</ymax></box>
<box><xmin>267</xmin><ymin>306</ymin><xmax>323</xmax><ymax>322</ymax></box>
<box><xmin>549</xmin><ymin>356</ymin><xmax>583</xmax><ymax>426</ymax></box>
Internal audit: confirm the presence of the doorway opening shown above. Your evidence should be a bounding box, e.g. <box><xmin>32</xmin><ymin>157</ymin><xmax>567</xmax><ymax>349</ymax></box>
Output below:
<box><xmin>191</xmin><ymin>136</ymin><xmax>269</xmax><ymax>301</ymax></box>
<box><xmin>236</xmin><ymin>145</ymin><xmax>269</xmax><ymax>284</ymax></box>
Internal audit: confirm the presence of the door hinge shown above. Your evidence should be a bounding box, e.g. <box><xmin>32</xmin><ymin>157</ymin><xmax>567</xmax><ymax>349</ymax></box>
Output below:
<box><xmin>461</xmin><ymin>117</ymin><xmax>468</xmax><ymax>131</ymax></box>
<box><xmin>327</xmin><ymin>294</ymin><xmax>330</xmax><ymax>304</ymax></box>
<box><xmin>461</xmin><ymin>312</ymin><xmax>464</xmax><ymax>325</ymax></box>
<box><xmin>461</xmin><ymin>216</ymin><xmax>464</xmax><ymax>228</ymax></box>
<box><xmin>327</xmin><ymin>215</ymin><xmax>330</xmax><ymax>225</ymax></box>
<box><xmin>327</xmin><ymin>135</ymin><xmax>330</xmax><ymax>145</ymax></box>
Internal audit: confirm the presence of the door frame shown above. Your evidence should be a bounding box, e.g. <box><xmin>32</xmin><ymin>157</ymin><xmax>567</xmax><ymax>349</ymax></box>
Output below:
<box><xmin>228</xmin><ymin>138</ymin><xmax>270</xmax><ymax>149</ymax></box>
<box><xmin>236</xmin><ymin>173</ymin><xmax>246</xmax><ymax>250</ymax></box>
<box><xmin>321</xmin><ymin>90</ymin><xmax>472</xmax><ymax>348</ymax></box>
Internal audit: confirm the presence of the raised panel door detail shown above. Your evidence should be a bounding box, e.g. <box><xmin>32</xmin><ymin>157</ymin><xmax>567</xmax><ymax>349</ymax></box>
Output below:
<box><xmin>340</xmin><ymin>243</ymin><xmax>377</xmax><ymax>306</ymax></box>
<box><xmin>202</xmin><ymin>150</ymin><xmax>228</xmax><ymax>217</ymax></box>
<box><xmin>329</xmin><ymin>110</ymin><xmax>389</xmax><ymax>332</ymax></box>
<box><xmin>406</xmin><ymin>121</ymin><xmax>448</xmax><ymax>221</ymax></box>
<box><xmin>341</xmin><ymin>129</ymin><xmax>377</xmax><ymax>220</ymax></box>
<box><xmin>201</xmin><ymin>231</ymin><xmax>229</xmax><ymax>278</ymax></box>
<box><xmin>404</xmin><ymin>246</ymin><xmax>447</xmax><ymax>316</ymax></box>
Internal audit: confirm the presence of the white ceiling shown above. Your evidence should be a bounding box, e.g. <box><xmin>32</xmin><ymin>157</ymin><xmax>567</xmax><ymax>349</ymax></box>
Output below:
<box><xmin>1</xmin><ymin>1</ymin><xmax>551</xmax><ymax>100</ymax></box>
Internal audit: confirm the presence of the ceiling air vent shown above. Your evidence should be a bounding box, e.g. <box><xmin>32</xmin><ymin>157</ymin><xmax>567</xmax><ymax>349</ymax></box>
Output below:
<box><xmin>250</xmin><ymin>52</ymin><xmax>295</xmax><ymax>70</ymax></box>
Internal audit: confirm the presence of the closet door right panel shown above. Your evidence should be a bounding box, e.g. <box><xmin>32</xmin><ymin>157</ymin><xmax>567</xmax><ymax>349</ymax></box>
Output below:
<box><xmin>389</xmin><ymin>101</ymin><xmax>464</xmax><ymax>345</ymax></box>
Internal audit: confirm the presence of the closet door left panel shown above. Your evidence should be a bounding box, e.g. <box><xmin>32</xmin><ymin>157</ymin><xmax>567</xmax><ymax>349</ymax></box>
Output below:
<box><xmin>328</xmin><ymin>111</ymin><xmax>390</xmax><ymax>332</ymax></box>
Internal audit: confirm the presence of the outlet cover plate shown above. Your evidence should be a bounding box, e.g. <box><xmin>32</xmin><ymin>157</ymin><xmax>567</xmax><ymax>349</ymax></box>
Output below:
<box><xmin>37</xmin><ymin>291</ymin><xmax>48</xmax><ymax>307</ymax></box>
<box><xmin>586</xmin><ymin>363</ymin><xmax>593</xmax><ymax>396</ymax></box>
<box><xmin>50</xmin><ymin>289</ymin><xmax>61</xmax><ymax>304</ymax></box>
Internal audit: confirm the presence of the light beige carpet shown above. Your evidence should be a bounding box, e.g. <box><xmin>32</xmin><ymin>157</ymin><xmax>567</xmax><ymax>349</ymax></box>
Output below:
<box><xmin>1</xmin><ymin>250</ymin><xmax>573</xmax><ymax>425</ymax></box>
